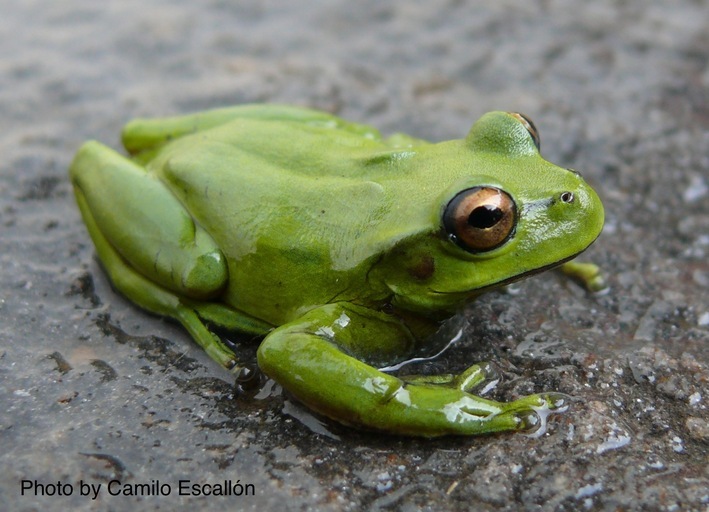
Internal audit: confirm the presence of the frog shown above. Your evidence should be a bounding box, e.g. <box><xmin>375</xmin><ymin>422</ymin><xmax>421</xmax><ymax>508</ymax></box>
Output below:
<box><xmin>69</xmin><ymin>104</ymin><xmax>604</xmax><ymax>437</ymax></box>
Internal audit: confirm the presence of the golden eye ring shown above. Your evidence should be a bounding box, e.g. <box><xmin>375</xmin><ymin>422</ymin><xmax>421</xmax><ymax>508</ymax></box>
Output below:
<box><xmin>443</xmin><ymin>187</ymin><xmax>517</xmax><ymax>253</ymax></box>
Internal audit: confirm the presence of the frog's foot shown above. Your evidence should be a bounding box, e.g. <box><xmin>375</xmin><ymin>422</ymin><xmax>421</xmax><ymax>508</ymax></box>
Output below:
<box><xmin>428</xmin><ymin>390</ymin><xmax>570</xmax><ymax>437</ymax></box>
<box><xmin>561</xmin><ymin>260</ymin><xmax>607</xmax><ymax>292</ymax></box>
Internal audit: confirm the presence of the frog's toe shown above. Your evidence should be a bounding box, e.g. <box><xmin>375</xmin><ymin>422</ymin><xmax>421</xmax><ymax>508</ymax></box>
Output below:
<box><xmin>454</xmin><ymin>362</ymin><xmax>500</xmax><ymax>392</ymax></box>
<box><xmin>484</xmin><ymin>392</ymin><xmax>571</xmax><ymax>436</ymax></box>
<box><xmin>516</xmin><ymin>410</ymin><xmax>545</xmax><ymax>434</ymax></box>
<box><xmin>234</xmin><ymin>363</ymin><xmax>262</xmax><ymax>391</ymax></box>
<box><xmin>541</xmin><ymin>392</ymin><xmax>571</xmax><ymax>411</ymax></box>
<box><xmin>517</xmin><ymin>392</ymin><xmax>570</xmax><ymax>436</ymax></box>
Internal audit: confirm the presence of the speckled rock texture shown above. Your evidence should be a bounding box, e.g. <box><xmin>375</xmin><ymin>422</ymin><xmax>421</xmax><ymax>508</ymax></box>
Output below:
<box><xmin>1</xmin><ymin>1</ymin><xmax>707</xmax><ymax>511</ymax></box>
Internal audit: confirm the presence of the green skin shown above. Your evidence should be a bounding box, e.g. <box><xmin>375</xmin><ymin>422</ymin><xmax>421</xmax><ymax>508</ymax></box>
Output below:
<box><xmin>69</xmin><ymin>105</ymin><xmax>604</xmax><ymax>437</ymax></box>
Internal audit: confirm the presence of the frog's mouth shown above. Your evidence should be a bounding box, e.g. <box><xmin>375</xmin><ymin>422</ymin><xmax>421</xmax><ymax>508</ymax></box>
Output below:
<box><xmin>428</xmin><ymin>250</ymin><xmax>584</xmax><ymax>297</ymax></box>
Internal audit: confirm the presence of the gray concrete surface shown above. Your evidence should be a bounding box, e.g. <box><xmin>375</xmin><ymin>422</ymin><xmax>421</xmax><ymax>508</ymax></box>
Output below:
<box><xmin>1</xmin><ymin>1</ymin><xmax>708</xmax><ymax>511</ymax></box>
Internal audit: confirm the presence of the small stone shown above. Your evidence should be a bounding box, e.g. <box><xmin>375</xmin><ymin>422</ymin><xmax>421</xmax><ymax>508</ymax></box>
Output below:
<box><xmin>685</xmin><ymin>417</ymin><xmax>709</xmax><ymax>441</ymax></box>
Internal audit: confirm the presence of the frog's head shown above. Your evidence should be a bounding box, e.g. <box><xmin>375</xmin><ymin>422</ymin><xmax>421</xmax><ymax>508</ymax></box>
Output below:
<box><xmin>372</xmin><ymin>111</ymin><xmax>604</xmax><ymax>313</ymax></box>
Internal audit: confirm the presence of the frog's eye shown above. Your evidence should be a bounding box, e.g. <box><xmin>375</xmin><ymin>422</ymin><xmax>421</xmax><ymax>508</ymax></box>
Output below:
<box><xmin>509</xmin><ymin>112</ymin><xmax>540</xmax><ymax>151</ymax></box>
<box><xmin>443</xmin><ymin>187</ymin><xmax>517</xmax><ymax>252</ymax></box>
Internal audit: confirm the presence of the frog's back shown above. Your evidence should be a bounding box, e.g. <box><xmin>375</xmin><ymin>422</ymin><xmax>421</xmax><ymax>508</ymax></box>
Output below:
<box><xmin>149</xmin><ymin>117</ymin><xmax>412</xmax><ymax>324</ymax></box>
<box><xmin>149</xmin><ymin>116</ymin><xmax>397</xmax><ymax>247</ymax></box>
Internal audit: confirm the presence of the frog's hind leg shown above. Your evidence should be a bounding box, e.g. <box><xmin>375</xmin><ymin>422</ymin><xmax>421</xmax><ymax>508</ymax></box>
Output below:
<box><xmin>70</xmin><ymin>141</ymin><xmax>239</xmax><ymax>370</ymax></box>
<box><xmin>71</xmin><ymin>141</ymin><xmax>227</xmax><ymax>299</ymax></box>
<box><xmin>121</xmin><ymin>104</ymin><xmax>384</xmax><ymax>157</ymax></box>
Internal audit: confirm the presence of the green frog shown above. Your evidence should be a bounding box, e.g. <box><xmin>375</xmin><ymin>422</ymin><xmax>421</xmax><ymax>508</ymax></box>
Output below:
<box><xmin>70</xmin><ymin>104</ymin><xmax>604</xmax><ymax>436</ymax></box>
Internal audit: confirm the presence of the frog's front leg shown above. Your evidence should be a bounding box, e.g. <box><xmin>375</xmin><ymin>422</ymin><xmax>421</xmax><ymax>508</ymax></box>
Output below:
<box><xmin>258</xmin><ymin>303</ymin><xmax>567</xmax><ymax>437</ymax></box>
<box><xmin>561</xmin><ymin>260</ymin><xmax>606</xmax><ymax>292</ymax></box>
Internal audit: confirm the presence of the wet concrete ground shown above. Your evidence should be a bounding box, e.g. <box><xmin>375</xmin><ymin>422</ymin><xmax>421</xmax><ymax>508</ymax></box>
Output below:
<box><xmin>1</xmin><ymin>1</ymin><xmax>708</xmax><ymax>510</ymax></box>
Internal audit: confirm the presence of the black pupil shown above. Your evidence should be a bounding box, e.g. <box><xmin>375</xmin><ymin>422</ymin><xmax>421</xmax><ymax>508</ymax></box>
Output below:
<box><xmin>468</xmin><ymin>205</ymin><xmax>503</xmax><ymax>229</ymax></box>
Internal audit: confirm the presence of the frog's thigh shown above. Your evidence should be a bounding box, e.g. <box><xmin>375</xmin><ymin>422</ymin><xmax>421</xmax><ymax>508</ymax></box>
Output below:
<box><xmin>70</xmin><ymin>141</ymin><xmax>227</xmax><ymax>300</ymax></box>
<box><xmin>75</xmin><ymin>184</ymin><xmax>237</xmax><ymax>369</ymax></box>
